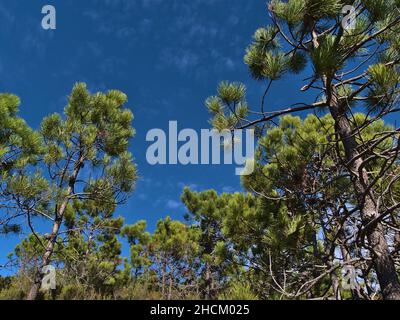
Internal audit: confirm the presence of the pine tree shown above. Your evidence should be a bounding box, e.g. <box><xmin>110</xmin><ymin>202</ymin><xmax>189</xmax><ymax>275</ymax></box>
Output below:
<box><xmin>122</xmin><ymin>220</ymin><xmax>152</xmax><ymax>277</ymax></box>
<box><xmin>181</xmin><ymin>188</ymin><xmax>248</xmax><ymax>299</ymax></box>
<box><xmin>0</xmin><ymin>93</ymin><xmax>42</xmax><ymax>236</ymax></box>
<box><xmin>206</xmin><ymin>0</ymin><xmax>400</xmax><ymax>299</ymax></box>
<box><xmin>7</xmin><ymin>83</ymin><xmax>137</xmax><ymax>300</ymax></box>
<box><xmin>123</xmin><ymin>217</ymin><xmax>200</xmax><ymax>299</ymax></box>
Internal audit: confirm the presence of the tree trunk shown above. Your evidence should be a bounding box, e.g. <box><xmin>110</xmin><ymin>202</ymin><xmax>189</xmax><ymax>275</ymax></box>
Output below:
<box><xmin>162</xmin><ymin>259</ymin><xmax>167</xmax><ymax>299</ymax></box>
<box><xmin>331</xmin><ymin>269</ymin><xmax>341</xmax><ymax>300</ymax></box>
<box><xmin>204</xmin><ymin>262</ymin><xmax>212</xmax><ymax>300</ymax></box>
<box><xmin>27</xmin><ymin>156</ymin><xmax>84</xmax><ymax>300</ymax></box>
<box><xmin>327</xmin><ymin>86</ymin><xmax>400</xmax><ymax>300</ymax></box>
<box><xmin>168</xmin><ymin>271</ymin><xmax>173</xmax><ymax>300</ymax></box>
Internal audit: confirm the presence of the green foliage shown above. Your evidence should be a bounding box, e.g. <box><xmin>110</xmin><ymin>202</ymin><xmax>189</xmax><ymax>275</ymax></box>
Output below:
<box><xmin>305</xmin><ymin>0</ymin><xmax>342</xmax><ymax>20</ymax></box>
<box><xmin>368</xmin><ymin>64</ymin><xmax>399</xmax><ymax>90</ymax></box>
<box><xmin>3</xmin><ymin>0</ymin><xmax>400</xmax><ymax>301</ymax></box>
<box><xmin>122</xmin><ymin>217</ymin><xmax>202</xmax><ymax>299</ymax></box>
<box><xmin>0</xmin><ymin>276</ymin><xmax>27</xmax><ymax>300</ymax></box>
<box><xmin>253</xmin><ymin>26</ymin><xmax>279</xmax><ymax>49</ymax></box>
<box><xmin>362</xmin><ymin>0</ymin><xmax>394</xmax><ymax>21</ymax></box>
<box><xmin>206</xmin><ymin>81</ymin><xmax>249</xmax><ymax>130</ymax></box>
<box><xmin>219</xmin><ymin>282</ymin><xmax>259</xmax><ymax>300</ymax></box>
<box><xmin>288</xmin><ymin>52</ymin><xmax>308</xmax><ymax>74</ymax></box>
<box><xmin>218</xmin><ymin>81</ymin><xmax>246</xmax><ymax>104</ymax></box>
<box><xmin>271</xmin><ymin>0</ymin><xmax>342</xmax><ymax>26</ymax></box>
<box><xmin>366</xmin><ymin>64</ymin><xmax>400</xmax><ymax>111</ymax></box>
<box><xmin>0</xmin><ymin>93</ymin><xmax>43</xmax><ymax>235</ymax></box>
<box><xmin>271</xmin><ymin>0</ymin><xmax>307</xmax><ymax>26</ymax></box>
<box><xmin>245</xmin><ymin>46</ymin><xmax>289</xmax><ymax>80</ymax></box>
<box><xmin>1</xmin><ymin>83</ymin><xmax>138</xmax><ymax>300</ymax></box>
<box><xmin>0</xmin><ymin>94</ymin><xmax>42</xmax><ymax>170</ymax></box>
<box><xmin>310</xmin><ymin>35</ymin><xmax>343</xmax><ymax>76</ymax></box>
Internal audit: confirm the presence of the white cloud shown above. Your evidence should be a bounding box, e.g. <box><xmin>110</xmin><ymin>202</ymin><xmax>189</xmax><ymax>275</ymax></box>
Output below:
<box><xmin>166</xmin><ymin>199</ymin><xmax>183</xmax><ymax>210</ymax></box>
<box><xmin>222</xmin><ymin>186</ymin><xmax>238</xmax><ymax>193</ymax></box>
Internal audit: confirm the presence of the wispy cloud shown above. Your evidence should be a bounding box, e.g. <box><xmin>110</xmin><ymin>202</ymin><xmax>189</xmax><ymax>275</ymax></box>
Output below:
<box><xmin>0</xmin><ymin>2</ymin><xmax>15</xmax><ymax>25</ymax></box>
<box><xmin>222</xmin><ymin>186</ymin><xmax>237</xmax><ymax>193</ymax></box>
<box><xmin>159</xmin><ymin>49</ymin><xmax>200</xmax><ymax>73</ymax></box>
<box><xmin>166</xmin><ymin>199</ymin><xmax>184</xmax><ymax>210</ymax></box>
<box><xmin>82</xmin><ymin>0</ymin><xmax>248</xmax><ymax>78</ymax></box>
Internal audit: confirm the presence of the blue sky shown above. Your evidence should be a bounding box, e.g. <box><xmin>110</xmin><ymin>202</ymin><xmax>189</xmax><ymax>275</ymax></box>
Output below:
<box><xmin>0</xmin><ymin>0</ymin><xmax>314</xmax><ymax>271</ymax></box>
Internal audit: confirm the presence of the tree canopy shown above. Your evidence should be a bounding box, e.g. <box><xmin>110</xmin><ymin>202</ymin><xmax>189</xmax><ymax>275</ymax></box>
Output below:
<box><xmin>1</xmin><ymin>1</ymin><xmax>400</xmax><ymax>300</ymax></box>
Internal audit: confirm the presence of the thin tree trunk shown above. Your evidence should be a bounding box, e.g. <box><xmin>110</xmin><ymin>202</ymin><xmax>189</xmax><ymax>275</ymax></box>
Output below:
<box><xmin>204</xmin><ymin>261</ymin><xmax>211</xmax><ymax>300</ymax></box>
<box><xmin>168</xmin><ymin>268</ymin><xmax>173</xmax><ymax>300</ymax></box>
<box><xmin>327</xmin><ymin>86</ymin><xmax>400</xmax><ymax>300</ymax></box>
<box><xmin>331</xmin><ymin>269</ymin><xmax>341</xmax><ymax>300</ymax></box>
<box><xmin>27</xmin><ymin>155</ymin><xmax>84</xmax><ymax>300</ymax></box>
<box><xmin>161</xmin><ymin>257</ymin><xmax>167</xmax><ymax>299</ymax></box>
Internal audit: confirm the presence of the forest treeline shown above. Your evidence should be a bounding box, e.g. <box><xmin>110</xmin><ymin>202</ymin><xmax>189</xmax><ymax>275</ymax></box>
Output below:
<box><xmin>1</xmin><ymin>0</ymin><xmax>400</xmax><ymax>300</ymax></box>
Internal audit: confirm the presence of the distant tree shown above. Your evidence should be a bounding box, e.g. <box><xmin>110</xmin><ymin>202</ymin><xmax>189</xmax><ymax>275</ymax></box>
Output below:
<box><xmin>123</xmin><ymin>217</ymin><xmax>201</xmax><ymax>299</ymax></box>
<box><xmin>182</xmin><ymin>186</ymin><xmax>313</xmax><ymax>299</ymax></box>
<box><xmin>11</xmin><ymin>215</ymin><xmax>131</xmax><ymax>300</ymax></box>
<box><xmin>55</xmin><ymin>213</ymin><xmax>128</xmax><ymax>298</ymax></box>
<box><xmin>181</xmin><ymin>188</ymin><xmax>247</xmax><ymax>299</ymax></box>
<box><xmin>122</xmin><ymin>220</ymin><xmax>152</xmax><ymax>277</ymax></box>
<box><xmin>0</xmin><ymin>276</ymin><xmax>12</xmax><ymax>291</ymax></box>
